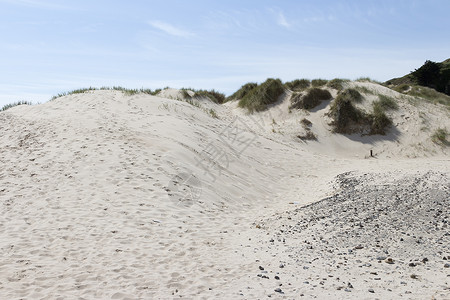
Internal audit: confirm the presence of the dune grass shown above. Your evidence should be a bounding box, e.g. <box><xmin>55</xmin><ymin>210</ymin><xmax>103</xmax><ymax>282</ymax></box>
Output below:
<box><xmin>51</xmin><ymin>86</ymin><xmax>161</xmax><ymax>100</ymax></box>
<box><xmin>290</xmin><ymin>88</ymin><xmax>332</xmax><ymax>110</ymax></box>
<box><xmin>227</xmin><ymin>82</ymin><xmax>258</xmax><ymax>101</ymax></box>
<box><xmin>329</xmin><ymin>90</ymin><xmax>366</xmax><ymax>133</ymax></box>
<box><xmin>327</xmin><ymin>78</ymin><xmax>350</xmax><ymax>91</ymax></box>
<box><xmin>431</xmin><ymin>128</ymin><xmax>449</xmax><ymax>146</ymax></box>
<box><xmin>285</xmin><ymin>79</ymin><xmax>310</xmax><ymax>91</ymax></box>
<box><xmin>375</xmin><ymin>94</ymin><xmax>399</xmax><ymax>110</ymax></box>
<box><xmin>238</xmin><ymin>78</ymin><xmax>285</xmax><ymax>112</ymax></box>
<box><xmin>311</xmin><ymin>79</ymin><xmax>328</xmax><ymax>87</ymax></box>
<box><xmin>1</xmin><ymin>100</ymin><xmax>33</xmax><ymax>112</ymax></box>
<box><xmin>192</xmin><ymin>89</ymin><xmax>226</xmax><ymax>104</ymax></box>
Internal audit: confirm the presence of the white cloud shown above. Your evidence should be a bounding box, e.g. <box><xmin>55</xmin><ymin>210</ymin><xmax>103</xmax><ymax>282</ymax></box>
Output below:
<box><xmin>148</xmin><ymin>20</ymin><xmax>194</xmax><ymax>38</ymax></box>
<box><xmin>277</xmin><ymin>12</ymin><xmax>291</xmax><ymax>28</ymax></box>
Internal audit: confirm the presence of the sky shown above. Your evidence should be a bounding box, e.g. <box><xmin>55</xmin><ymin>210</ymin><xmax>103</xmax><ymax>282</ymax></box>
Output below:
<box><xmin>0</xmin><ymin>0</ymin><xmax>449</xmax><ymax>105</ymax></box>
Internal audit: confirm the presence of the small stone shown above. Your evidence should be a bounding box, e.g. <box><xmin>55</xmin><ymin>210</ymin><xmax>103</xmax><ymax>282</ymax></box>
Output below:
<box><xmin>385</xmin><ymin>258</ymin><xmax>394</xmax><ymax>264</ymax></box>
<box><xmin>368</xmin><ymin>289</ymin><xmax>375</xmax><ymax>293</ymax></box>
<box><xmin>444</xmin><ymin>263</ymin><xmax>450</xmax><ymax>268</ymax></box>
<box><xmin>274</xmin><ymin>288</ymin><xmax>283</xmax><ymax>293</ymax></box>
<box><xmin>259</xmin><ymin>266</ymin><xmax>264</xmax><ymax>271</ymax></box>
<box><xmin>422</xmin><ymin>258</ymin><xmax>428</xmax><ymax>263</ymax></box>
<box><xmin>347</xmin><ymin>282</ymin><xmax>353</xmax><ymax>288</ymax></box>
<box><xmin>279</xmin><ymin>264</ymin><xmax>284</xmax><ymax>268</ymax></box>
<box><xmin>410</xmin><ymin>274</ymin><xmax>418</xmax><ymax>279</ymax></box>
<box><xmin>409</xmin><ymin>262</ymin><xmax>416</xmax><ymax>267</ymax></box>
<box><xmin>275</xmin><ymin>276</ymin><xmax>280</xmax><ymax>280</ymax></box>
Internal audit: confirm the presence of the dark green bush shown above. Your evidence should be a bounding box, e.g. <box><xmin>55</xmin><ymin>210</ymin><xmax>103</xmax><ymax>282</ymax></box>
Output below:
<box><xmin>329</xmin><ymin>95</ymin><xmax>366</xmax><ymax>133</ymax></box>
<box><xmin>290</xmin><ymin>88</ymin><xmax>332</xmax><ymax>110</ymax></box>
<box><xmin>238</xmin><ymin>78</ymin><xmax>285</xmax><ymax>112</ymax></box>
<box><xmin>285</xmin><ymin>79</ymin><xmax>310</xmax><ymax>91</ymax></box>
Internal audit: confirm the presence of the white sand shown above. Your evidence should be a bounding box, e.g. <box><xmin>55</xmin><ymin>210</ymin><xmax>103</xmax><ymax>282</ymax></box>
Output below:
<box><xmin>0</xmin><ymin>86</ymin><xmax>449</xmax><ymax>299</ymax></box>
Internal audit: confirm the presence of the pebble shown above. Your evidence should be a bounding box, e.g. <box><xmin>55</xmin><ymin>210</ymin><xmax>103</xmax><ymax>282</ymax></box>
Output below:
<box><xmin>274</xmin><ymin>288</ymin><xmax>283</xmax><ymax>293</ymax></box>
<box><xmin>274</xmin><ymin>276</ymin><xmax>280</xmax><ymax>280</ymax></box>
<box><xmin>385</xmin><ymin>258</ymin><xmax>394</xmax><ymax>264</ymax></box>
<box><xmin>444</xmin><ymin>263</ymin><xmax>450</xmax><ymax>268</ymax></box>
<box><xmin>368</xmin><ymin>289</ymin><xmax>375</xmax><ymax>293</ymax></box>
<box><xmin>409</xmin><ymin>262</ymin><xmax>416</xmax><ymax>267</ymax></box>
<box><xmin>259</xmin><ymin>266</ymin><xmax>264</xmax><ymax>270</ymax></box>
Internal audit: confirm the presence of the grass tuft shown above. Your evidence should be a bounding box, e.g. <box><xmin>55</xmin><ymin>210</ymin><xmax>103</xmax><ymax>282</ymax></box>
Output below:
<box><xmin>431</xmin><ymin>128</ymin><xmax>449</xmax><ymax>146</ymax></box>
<box><xmin>238</xmin><ymin>78</ymin><xmax>285</xmax><ymax>112</ymax></box>
<box><xmin>227</xmin><ymin>82</ymin><xmax>258</xmax><ymax>101</ymax></box>
<box><xmin>285</xmin><ymin>79</ymin><xmax>310</xmax><ymax>91</ymax></box>
<box><xmin>311</xmin><ymin>79</ymin><xmax>328</xmax><ymax>87</ymax></box>
<box><xmin>1</xmin><ymin>100</ymin><xmax>33</xmax><ymax>112</ymax></box>
<box><xmin>376</xmin><ymin>94</ymin><xmax>398</xmax><ymax>110</ymax></box>
<box><xmin>290</xmin><ymin>88</ymin><xmax>331</xmax><ymax>110</ymax></box>
<box><xmin>327</xmin><ymin>78</ymin><xmax>349</xmax><ymax>91</ymax></box>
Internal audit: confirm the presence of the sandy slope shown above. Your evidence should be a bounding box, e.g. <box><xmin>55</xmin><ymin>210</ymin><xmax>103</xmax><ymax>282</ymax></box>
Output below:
<box><xmin>0</xmin><ymin>87</ymin><xmax>449</xmax><ymax>299</ymax></box>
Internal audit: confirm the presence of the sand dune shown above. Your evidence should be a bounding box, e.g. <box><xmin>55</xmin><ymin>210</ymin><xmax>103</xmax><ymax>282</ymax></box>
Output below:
<box><xmin>0</xmin><ymin>85</ymin><xmax>448</xmax><ymax>299</ymax></box>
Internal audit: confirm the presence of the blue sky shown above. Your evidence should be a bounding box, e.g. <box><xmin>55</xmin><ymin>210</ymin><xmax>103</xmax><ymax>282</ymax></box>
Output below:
<box><xmin>0</xmin><ymin>0</ymin><xmax>449</xmax><ymax>105</ymax></box>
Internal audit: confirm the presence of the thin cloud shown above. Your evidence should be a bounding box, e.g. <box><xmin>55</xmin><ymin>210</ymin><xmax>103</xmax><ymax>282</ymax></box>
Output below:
<box><xmin>277</xmin><ymin>12</ymin><xmax>291</xmax><ymax>28</ymax></box>
<box><xmin>148</xmin><ymin>20</ymin><xmax>194</xmax><ymax>38</ymax></box>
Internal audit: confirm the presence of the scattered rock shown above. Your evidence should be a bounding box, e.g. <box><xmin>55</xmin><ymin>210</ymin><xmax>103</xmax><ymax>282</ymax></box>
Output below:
<box><xmin>259</xmin><ymin>266</ymin><xmax>264</xmax><ymax>271</ymax></box>
<box><xmin>385</xmin><ymin>258</ymin><xmax>394</xmax><ymax>264</ymax></box>
<box><xmin>274</xmin><ymin>276</ymin><xmax>280</xmax><ymax>280</ymax></box>
<box><xmin>368</xmin><ymin>289</ymin><xmax>375</xmax><ymax>293</ymax></box>
<box><xmin>274</xmin><ymin>288</ymin><xmax>283</xmax><ymax>294</ymax></box>
<box><xmin>444</xmin><ymin>263</ymin><xmax>450</xmax><ymax>268</ymax></box>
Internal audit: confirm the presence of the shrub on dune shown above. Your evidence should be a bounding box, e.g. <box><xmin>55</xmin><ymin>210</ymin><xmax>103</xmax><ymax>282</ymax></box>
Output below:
<box><xmin>290</xmin><ymin>88</ymin><xmax>332</xmax><ymax>110</ymax></box>
<box><xmin>285</xmin><ymin>79</ymin><xmax>310</xmax><ymax>91</ymax></box>
<box><xmin>238</xmin><ymin>78</ymin><xmax>285</xmax><ymax>112</ymax></box>
<box><xmin>227</xmin><ymin>82</ymin><xmax>258</xmax><ymax>101</ymax></box>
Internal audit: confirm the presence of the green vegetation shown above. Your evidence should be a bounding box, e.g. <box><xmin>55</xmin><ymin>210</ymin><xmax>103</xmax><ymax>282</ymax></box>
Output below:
<box><xmin>354</xmin><ymin>85</ymin><xmax>375</xmax><ymax>95</ymax></box>
<box><xmin>191</xmin><ymin>89</ymin><xmax>226</xmax><ymax>104</ymax></box>
<box><xmin>431</xmin><ymin>128</ymin><xmax>449</xmax><ymax>146</ymax></box>
<box><xmin>300</xmin><ymin>118</ymin><xmax>312</xmax><ymax>127</ymax></box>
<box><xmin>356</xmin><ymin>77</ymin><xmax>381</xmax><ymax>84</ymax></box>
<box><xmin>327</xmin><ymin>78</ymin><xmax>349</xmax><ymax>91</ymax></box>
<box><xmin>1</xmin><ymin>100</ymin><xmax>33</xmax><ymax>112</ymax></box>
<box><xmin>51</xmin><ymin>86</ymin><xmax>161</xmax><ymax>100</ymax></box>
<box><xmin>329</xmin><ymin>87</ymin><xmax>393</xmax><ymax>135</ymax></box>
<box><xmin>238</xmin><ymin>78</ymin><xmax>285</xmax><ymax>112</ymax></box>
<box><xmin>290</xmin><ymin>88</ymin><xmax>332</xmax><ymax>110</ymax></box>
<box><xmin>227</xmin><ymin>82</ymin><xmax>258</xmax><ymax>101</ymax></box>
<box><xmin>386</xmin><ymin>58</ymin><xmax>450</xmax><ymax>96</ymax></box>
<box><xmin>369</xmin><ymin>102</ymin><xmax>392</xmax><ymax>135</ymax></box>
<box><xmin>329</xmin><ymin>89</ymin><xmax>366</xmax><ymax>134</ymax></box>
<box><xmin>336</xmin><ymin>88</ymin><xmax>363</xmax><ymax>103</ymax></box>
<box><xmin>208</xmin><ymin>109</ymin><xmax>219</xmax><ymax>118</ymax></box>
<box><xmin>284</xmin><ymin>79</ymin><xmax>310</xmax><ymax>91</ymax></box>
<box><xmin>407</xmin><ymin>86</ymin><xmax>450</xmax><ymax>107</ymax></box>
<box><xmin>376</xmin><ymin>94</ymin><xmax>398</xmax><ymax>110</ymax></box>
<box><xmin>311</xmin><ymin>79</ymin><xmax>328</xmax><ymax>87</ymax></box>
